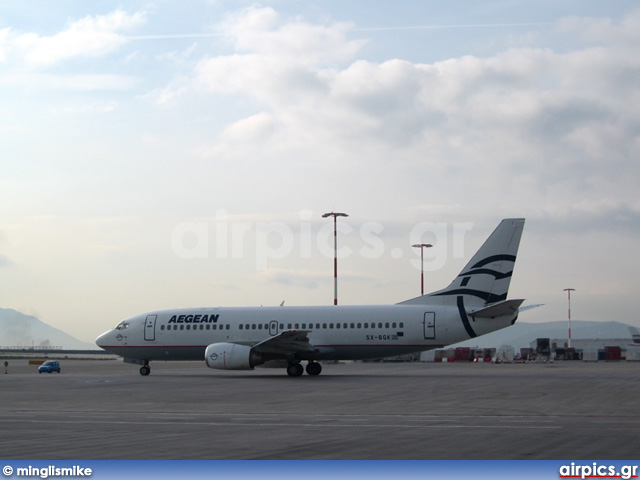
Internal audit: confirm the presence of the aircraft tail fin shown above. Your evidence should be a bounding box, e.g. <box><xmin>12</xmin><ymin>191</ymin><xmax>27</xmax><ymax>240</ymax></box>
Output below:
<box><xmin>400</xmin><ymin>218</ymin><xmax>525</xmax><ymax>307</ymax></box>
<box><xmin>630</xmin><ymin>327</ymin><xmax>640</xmax><ymax>345</ymax></box>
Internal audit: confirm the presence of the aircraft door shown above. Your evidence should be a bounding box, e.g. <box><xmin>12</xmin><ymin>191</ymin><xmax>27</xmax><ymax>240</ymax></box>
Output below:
<box><xmin>424</xmin><ymin>312</ymin><xmax>435</xmax><ymax>339</ymax></box>
<box><xmin>144</xmin><ymin>315</ymin><xmax>157</xmax><ymax>341</ymax></box>
<box><xmin>269</xmin><ymin>320</ymin><xmax>279</xmax><ymax>336</ymax></box>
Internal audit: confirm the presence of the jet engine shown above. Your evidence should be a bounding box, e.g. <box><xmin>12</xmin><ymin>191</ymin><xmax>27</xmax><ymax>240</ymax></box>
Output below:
<box><xmin>205</xmin><ymin>343</ymin><xmax>264</xmax><ymax>370</ymax></box>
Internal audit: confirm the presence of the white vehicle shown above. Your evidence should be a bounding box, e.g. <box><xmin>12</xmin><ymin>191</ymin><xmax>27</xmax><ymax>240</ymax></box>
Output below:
<box><xmin>96</xmin><ymin>218</ymin><xmax>526</xmax><ymax>377</ymax></box>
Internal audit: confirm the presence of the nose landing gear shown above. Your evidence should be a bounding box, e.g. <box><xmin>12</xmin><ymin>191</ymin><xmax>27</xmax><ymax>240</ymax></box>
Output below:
<box><xmin>139</xmin><ymin>361</ymin><xmax>150</xmax><ymax>376</ymax></box>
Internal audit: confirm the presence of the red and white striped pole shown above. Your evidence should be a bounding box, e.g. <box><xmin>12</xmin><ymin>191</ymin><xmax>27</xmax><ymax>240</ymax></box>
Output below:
<box><xmin>412</xmin><ymin>243</ymin><xmax>433</xmax><ymax>295</ymax></box>
<box><xmin>564</xmin><ymin>288</ymin><xmax>575</xmax><ymax>349</ymax></box>
<box><xmin>323</xmin><ymin>212</ymin><xmax>348</xmax><ymax>305</ymax></box>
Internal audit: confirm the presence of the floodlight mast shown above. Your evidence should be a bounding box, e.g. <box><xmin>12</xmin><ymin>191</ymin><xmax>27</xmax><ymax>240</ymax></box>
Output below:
<box><xmin>563</xmin><ymin>288</ymin><xmax>575</xmax><ymax>349</ymax></box>
<box><xmin>322</xmin><ymin>212</ymin><xmax>349</xmax><ymax>305</ymax></box>
<box><xmin>412</xmin><ymin>243</ymin><xmax>433</xmax><ymax>295</ymax></box>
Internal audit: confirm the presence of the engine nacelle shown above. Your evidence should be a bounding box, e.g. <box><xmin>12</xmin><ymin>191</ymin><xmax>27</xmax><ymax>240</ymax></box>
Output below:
<box><xmin>205</xmin><ymin>343</ymin><xmax>263</xmax><ymax>370</ymax></box>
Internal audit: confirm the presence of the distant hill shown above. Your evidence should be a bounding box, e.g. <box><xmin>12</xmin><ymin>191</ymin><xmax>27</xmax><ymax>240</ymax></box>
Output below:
<box><xmin>0</xmin><ymin>308</ymin><xmax>96</xmax><ymax>350</ymax></box>
<box><xmin>449</xmin><ymin>320</ymin><xmax>635</xmax><ymax>350</ymax></box>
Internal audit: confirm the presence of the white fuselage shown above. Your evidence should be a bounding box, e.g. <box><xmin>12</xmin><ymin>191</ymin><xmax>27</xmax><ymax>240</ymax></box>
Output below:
<box><xmin>95</xmin><ymin>304</ymin><xmax>516</xmax><ymax>363</ymax></box>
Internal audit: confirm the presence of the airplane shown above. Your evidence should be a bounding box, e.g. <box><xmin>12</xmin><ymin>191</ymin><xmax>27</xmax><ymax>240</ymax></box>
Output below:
<box><xmin>96</xmin><ymin>218</ymin><xmax>526</xmax><ymax>377</ymax></box>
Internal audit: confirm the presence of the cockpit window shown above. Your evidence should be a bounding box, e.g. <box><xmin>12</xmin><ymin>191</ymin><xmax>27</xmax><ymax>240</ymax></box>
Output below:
<box><xmin>115</xmin><ymin>321</ymin><xmax>130</xmax><ymax>330</ymax></box>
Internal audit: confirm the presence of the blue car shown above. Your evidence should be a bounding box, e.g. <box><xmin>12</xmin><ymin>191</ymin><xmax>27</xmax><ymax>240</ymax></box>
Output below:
<box><xmin>38</xmin><ymin>360</ymin><xmax>61</xmax><ymax>373</ymax></box>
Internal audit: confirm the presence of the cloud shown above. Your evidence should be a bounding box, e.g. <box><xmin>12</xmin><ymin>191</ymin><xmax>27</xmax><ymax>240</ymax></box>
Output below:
<box><xmin>3</xmin><ymin>10</ymin><xmax>146</xmax><ymax>67</ymax></box>
<box><xmin>222</xmin><ymin>6</ymin><xmax>364</xmax><ymax>65</ymax></box>
<box><xmin>556</xmin><ymin>8</ymin><xmax>640</xmax><ymax>48</ymax></box>
<box><xmin>189</xmin><ymin>8</ymin><xmax>640</xmax><ymax>227</ymax></box>
<box><xmin>0</xmin><ymin>72</ymin><xmax>138</xmax><ymax>91</ymax></box>
<box><xmin>195</xmin><ymin>6</ymin><xmax>364</xmax><ymax>106</ymax></box>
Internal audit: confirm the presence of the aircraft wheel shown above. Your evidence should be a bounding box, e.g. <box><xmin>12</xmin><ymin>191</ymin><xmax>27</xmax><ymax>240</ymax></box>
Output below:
<box><xmin>306</xmin><ymin>362</ymin><xmax>322</xmax><ymax>376</ymax></box>
<box><xmin>140</xmin><ymin>365</ymin><xmax>151</xmax><ymax>376</ymax></box>
<box><xmin>286</xmin><ymin>363</ymin><xmax>304</xmax><ymax>377</ymax></box>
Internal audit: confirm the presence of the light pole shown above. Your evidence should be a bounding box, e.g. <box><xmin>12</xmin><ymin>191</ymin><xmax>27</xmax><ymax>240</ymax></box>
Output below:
<box><xmin>322</xmin><ymin>212</ymin><xmax>349</xmax><ymax>305</ymax></box>
<box><xmin>412</xmin><ymin>243</ymin><xmax>433</xmax><ymax>295</ymax></box>
<box><xmin>563</xmin><ymin>288</ymin><xmax>575</xmax><ymax>349</ymax></box>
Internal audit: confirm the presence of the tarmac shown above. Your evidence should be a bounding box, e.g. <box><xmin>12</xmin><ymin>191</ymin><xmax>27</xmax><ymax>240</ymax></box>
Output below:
<box><xmin>0</xmin><ymin>358</ymin><xmax>638</xmax><ymax>459</ymax></box>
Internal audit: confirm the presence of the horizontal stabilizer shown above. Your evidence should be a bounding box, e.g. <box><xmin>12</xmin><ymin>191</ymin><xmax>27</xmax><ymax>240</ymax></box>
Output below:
<box><xmin>468</xmin><ymin>299</ymin><xmax>524</xmax><ymax>318</ymax></box>
<box><xmin>519</xmin><ymin>303</ymin><xmax>544</xmax><ymax>312</ymax></box>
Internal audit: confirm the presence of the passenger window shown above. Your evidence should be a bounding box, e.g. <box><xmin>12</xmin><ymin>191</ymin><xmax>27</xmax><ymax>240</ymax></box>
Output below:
<box><xmin>206</xmin><ymin>325</ymin><xmax>210</xmax><ymax>330</ymax></box>
<box><xmin>213</xmin><ymin>325</ymin><xmax>217</xmax><ymax>330</ymax></box>
<box><xmin>226</xmin><ymin>325</ymin><xmax>230</xmax><ymax>330</ymax></box>
<box><xmin>385</xmin><ymin>322</ymin><xmax>389</xmax><ymax>328</ymax></box>
<box><xmin>280</xmin><ymin>323</ymin><xmax>284</xmax><ymax>329</ymax></box>
<box><xmin>180</xmin><ymin>325</ymin><xmax>184</xmax><ymax>330</ymax></box>
<box><xmin>239</xmin><ymin>324</ymin><xmax>243</xmax><ymax>330</ymax></box>
<box><xmin>160</xmin><ymin>325</ymin><xmax>165</xmax><ymax>331</ymax></box>
<box><xmin>330</xmin><ymin>323</ymin><xmax>334</xmax><ymax>329</ymax></box>
<box><xmin>364</xmin><ymin>323</ymin><xmax>368</xmax><ymax>328</ymax></box>
<box><xmin>336</xmin><ymin>323</ymin><xmax>341</xmax><ymax>329</ymax></box>
<box><xmin>302</xmin><ymin>323</ymin><xmax>306</xmax><ymax>329</ymax></box>
<box><xmin>295</xmin><ymin>323</ymin><xmax>299</xmax><ymax>329</ymax></box>
<box><xmin>400</xmin><ymin>322</ymin><xmax>404</xmax><ymax>328</ymax></box>
<box><xmin>392</xmin><ymin>322</ymin><xmax>397</xmax><ymax>328</ymax></box>
<box><xmin>323</xmin><ymin>323</ymin><xmax>327</xmax><ymax>329</ymax></box>
<box><xmin>350</xmin><ymin>323</ymin><xmax>354</xmax><ymax>328</ymax></box>
<box><xmin>258</xmin><ymin>324</ymin><xmax>262</xmax><ymax>330</ymax></box>
<box><xmin>287</xmin><ymin>323</ymin><xmax>292</xmax><ymax>329</ymax></box>
<box><xmin>357</xmin><ymin>323</ymin><xmax>361</xmax><ymax>328</ymax></box>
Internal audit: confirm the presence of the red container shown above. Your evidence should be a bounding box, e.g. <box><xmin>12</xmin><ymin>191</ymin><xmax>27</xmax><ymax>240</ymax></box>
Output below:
<box><xmin>455</xmin><ymin>347</ymin><xmax>471</xmax><ymax>362</ymax></box>
<box><xmin>604</xmin><ymin>346</ymin><xmax>621</xmax><ymax>361</ymax></box>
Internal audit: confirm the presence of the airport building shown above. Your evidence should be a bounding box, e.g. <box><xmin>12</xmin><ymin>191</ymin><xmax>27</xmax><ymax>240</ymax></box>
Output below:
<box><xmin>421</xmin><ymin>337</ymin><xmax>639</xmax><ymax>362</ymax></box>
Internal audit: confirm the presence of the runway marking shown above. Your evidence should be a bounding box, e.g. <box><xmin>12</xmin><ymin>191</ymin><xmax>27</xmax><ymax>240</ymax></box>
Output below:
<box><xmin>0</xmin><ymin>410</ymin><xmax>599</xmax><ymax>420</ymax></box>
<box><xmin>0</xmin><ymin>411</ymin><xmax>563</xmax><ymax>430</ymax></box>
<box><xmin>4</xmin><ymin>418</ymin><xmax>561</xmax><ymax>430</ymax></box>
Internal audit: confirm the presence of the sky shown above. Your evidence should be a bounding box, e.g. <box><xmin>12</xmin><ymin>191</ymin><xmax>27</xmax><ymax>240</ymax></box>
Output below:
<box><xmin>1</xmin><ymin>1</ymin><xmax>639</xmax><ymax>344</ymax></box>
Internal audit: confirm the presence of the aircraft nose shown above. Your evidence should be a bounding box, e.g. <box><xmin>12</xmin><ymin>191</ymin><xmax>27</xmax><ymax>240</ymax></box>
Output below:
<box><xmin>95</xmin><ymin>331</ymin><xmax>111</xmax><ymax>349</ymax></box>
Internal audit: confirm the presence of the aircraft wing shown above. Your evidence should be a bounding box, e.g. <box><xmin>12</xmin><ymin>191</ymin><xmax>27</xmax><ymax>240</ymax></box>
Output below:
<box><xmin>252</xmin><ymin>330</ymin><xmax>315</xmax><ymax>356</ymax></box>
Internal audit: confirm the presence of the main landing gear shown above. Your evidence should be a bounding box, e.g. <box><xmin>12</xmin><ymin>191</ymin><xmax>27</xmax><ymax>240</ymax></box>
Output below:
<box><xmin>139</xmin><ymin>361</ymin><xmax>150</xmax><ymax>376</ymax></box>
<box><xmin>286</xmin><ymin>361</ymin><xmax>322</xmax><ymax>377</ymax></box>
